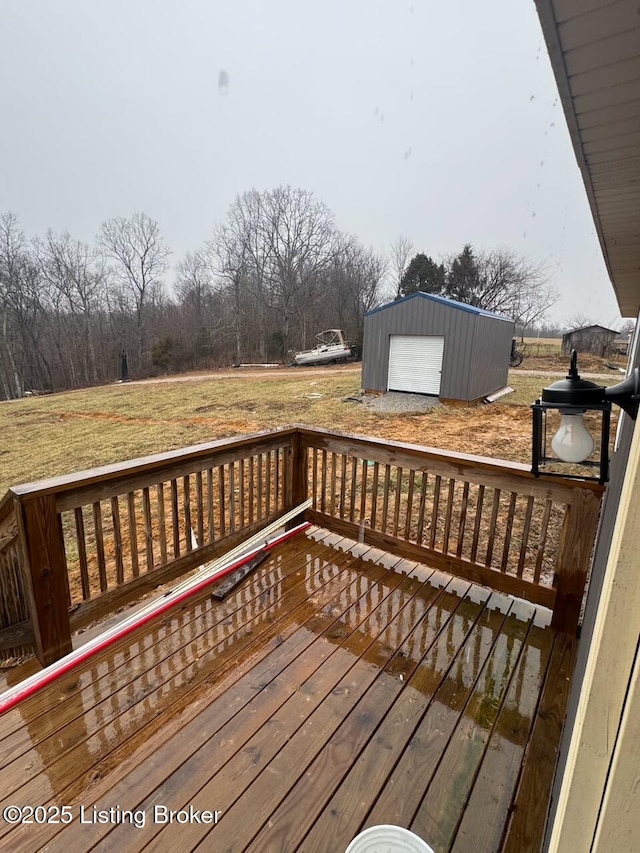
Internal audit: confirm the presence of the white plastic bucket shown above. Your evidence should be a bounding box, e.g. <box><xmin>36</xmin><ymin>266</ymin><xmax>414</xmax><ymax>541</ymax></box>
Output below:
<box><xmin>344</xmin><ymin>824</ymin><xmax>435</xmax><ymax>853</ymax></box>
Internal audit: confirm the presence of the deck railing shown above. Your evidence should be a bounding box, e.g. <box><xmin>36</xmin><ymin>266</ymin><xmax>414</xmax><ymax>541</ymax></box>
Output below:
<box><xmin>0</xmin><ymin>429</ymin><xmax>296</xmax><ymax>665</ymax></box>
<box><xmin>0</xmin><ymin>426</ymin><xmax>603</xmax><ymax>665</ymax></box>
<box><xmin>298</xmin><ymin>428</ymin><xmax>603</xmax><ymax>635</ymax></box>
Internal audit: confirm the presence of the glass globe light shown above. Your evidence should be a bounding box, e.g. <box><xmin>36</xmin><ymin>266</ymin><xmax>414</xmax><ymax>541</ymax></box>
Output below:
<box><xmin>551</xmin><ymin>412</ymin><xmax>595</xmax><ymax>463</ymax></box>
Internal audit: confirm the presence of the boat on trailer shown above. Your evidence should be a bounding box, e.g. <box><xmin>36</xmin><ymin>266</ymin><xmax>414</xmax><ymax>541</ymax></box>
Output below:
<box><xmin>293</xmin><ymin>329</ymin><xmax>352</xmax><ymax>366</ymax></box>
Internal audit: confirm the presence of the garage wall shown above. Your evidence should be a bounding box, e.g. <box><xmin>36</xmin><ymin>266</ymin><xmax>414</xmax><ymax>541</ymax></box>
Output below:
<box><xmin>467</xmin><ymin>314</ymin><xmax>514</xmax><ymax>400</ymax></box>
<box><xmin>362</xmin><ymin>294</ymin><xmax>476</xmax><ymax>398</ymax></box>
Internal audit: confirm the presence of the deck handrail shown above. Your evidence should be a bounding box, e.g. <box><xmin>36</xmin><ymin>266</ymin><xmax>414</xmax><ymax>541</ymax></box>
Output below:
<box><xmin>295</xmin><ymin>426</ymin><xmax>603</xmax><ymax>635</ymax></box>
<box><xmin>0</xmin><ymin>426</ymin><xmax>603</xmax><ymax>665</ymax></box>
<box><xmin>3</xmin><ymin>428</ymin><xmax>297</xmax><ymax>664</ymax></box>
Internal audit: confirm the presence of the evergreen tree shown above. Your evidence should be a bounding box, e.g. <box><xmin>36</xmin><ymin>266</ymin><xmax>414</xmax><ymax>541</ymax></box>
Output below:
<box><xmin>398</xmin><ymin>253</ymin><xmax>445</xmax><ymax>298</ymax></box>
<box><xmin>445</xmin><ymin>244</ymin><xmax>482</xmax><ymax>304</ymax></box>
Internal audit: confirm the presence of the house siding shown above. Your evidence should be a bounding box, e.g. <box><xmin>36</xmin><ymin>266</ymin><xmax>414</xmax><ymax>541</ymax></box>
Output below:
<box><xmin>545</xmin><ymin>315</ymin><xmax>640</xmax><ymax>849</ymax></box>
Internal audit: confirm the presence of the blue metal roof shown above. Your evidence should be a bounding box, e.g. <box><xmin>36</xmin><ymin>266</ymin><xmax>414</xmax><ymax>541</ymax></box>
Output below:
<box><xmin>365</xmin><ymin>291</ymin><xmax>513</xmax><ymax>323</ymax></box>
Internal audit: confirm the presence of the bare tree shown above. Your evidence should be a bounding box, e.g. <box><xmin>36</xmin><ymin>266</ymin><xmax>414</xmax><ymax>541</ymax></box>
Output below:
<box><xmin>0</xmin><ymin>213</ymin><xmax>53</xmax><ymax>395</ymax></box>
<box><xmin>263</xmin><ymin>186</ymin><xmax>339</xmax><ymax>354</ymax></box>
<box><xmin>0</xmin><ymin>212</ymin><xmax>26</xmax><ymax>396</ymax></box>
<box><xmin>211</xmin><ymin>187</ymin><xmax>339</xmax><ymax>360</ymax></box>
<box><xmin>225</xmin><ymin>190</ymin><xmax>275</xmax><ymax>360</ymax></box>
<box><xmin>444</xmin><ymin>246</ymin><xmax>558</xmax><ymax>335</ymax></box>
<box><xmin>206</xmin><ymin>224</ymin><xmax>249</xmax><ymax>364</ymax></box>
<box><xmin>390</xmin><ymin>235</ymin><xmax>414</xmax><ymax>299</ymax></box>
<box><xmin>327</xmin><ymin>236</ymin><xmax>387</xmax><ymax>346</ymax></box>
<box><xmin>33</xmin><ymin>230</ymin><xmax>105</xmax><ymax>385</ymax></box>
<box><xmin>175</xmin><ymin>249</ymin><xmax>215</xmax><ymax>320</ymax></box>
<box><xmin>99</xmin><ymin>213</ymin><xmax>170</xmax><ymax>369</ymax></box>
<box><xmin>563</xmin><ymin>312</ymin><xmax>599</xmax><ymax>332</ymax></box>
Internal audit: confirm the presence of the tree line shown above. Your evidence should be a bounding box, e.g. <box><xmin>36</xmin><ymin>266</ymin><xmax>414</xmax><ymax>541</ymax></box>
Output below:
<box><xmin>391</xmin><ymin>239</ymin><xmax>557</xmax><ymax>335</ymax></box>
<box><xmin>0</xmin><ymin>187</ymin><xmax>559</xmax><ymax>399</ymax></box>
<box><xmin>0</xmin><ymin>188</ymin><xmax>386</xmax><ymax>398</ymax></box>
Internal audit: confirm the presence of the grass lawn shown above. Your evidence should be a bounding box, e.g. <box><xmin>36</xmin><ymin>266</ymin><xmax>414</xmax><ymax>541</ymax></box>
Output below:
<box><xmin>0</xmin><ymin>366</ymin><xmax>619</xmax><ymax>496</ymax></box>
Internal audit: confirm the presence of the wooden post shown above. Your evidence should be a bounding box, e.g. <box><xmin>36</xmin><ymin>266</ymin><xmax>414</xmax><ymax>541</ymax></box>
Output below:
<box><xmin>285</xmin><ymin>432</ymin><xmax>308</xmax><ymax>529</ymax></box>
<box><xmin>14</xmin><ymin>494</ymin><xmax>72</xmax><ymax>666</ymax></box>
<box><xmin>552</xmin><ymin>488</ymin><xmax>602</xmax><ymax>635</ymax></box>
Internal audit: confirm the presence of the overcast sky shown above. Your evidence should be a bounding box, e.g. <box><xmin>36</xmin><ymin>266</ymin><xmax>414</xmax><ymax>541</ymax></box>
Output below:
<box><xmin>0</xmin><ymin>0</ymin><xmax>627</xmax><ymax>326</ymax></box>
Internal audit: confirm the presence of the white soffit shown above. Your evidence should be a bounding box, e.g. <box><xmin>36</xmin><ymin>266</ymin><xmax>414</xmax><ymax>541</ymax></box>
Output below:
<box><xmin>535</xmin><ymin>0</ymin><xmax>640</xmax><ymax>316</ymax></box>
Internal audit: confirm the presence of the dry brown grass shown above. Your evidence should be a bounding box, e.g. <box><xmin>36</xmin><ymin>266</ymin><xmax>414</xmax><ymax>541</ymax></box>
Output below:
<box><xmin>517</xmin><ymin>338</ymin><xmax>627</xmax><ymax>372</ymax></box>
<box><xmin>0</xmin><ymin>364</ymin><xmax>621</xmax><ymax>496</ymax></box>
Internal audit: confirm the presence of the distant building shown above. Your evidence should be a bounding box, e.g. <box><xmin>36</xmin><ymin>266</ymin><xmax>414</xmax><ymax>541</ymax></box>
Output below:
<box><xmin>561</xmin><ymin>325</ymin><xmax>618</xmax><ymax>358</ymax></box>
<box><xmin>613</xmin><ymin>332</ymin><xmax>632</xmax><ymax>355</ymax></box>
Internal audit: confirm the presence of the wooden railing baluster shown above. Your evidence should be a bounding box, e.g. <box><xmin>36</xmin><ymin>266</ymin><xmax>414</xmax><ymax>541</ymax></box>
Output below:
<box><xmin>534</xmin><ymin>500</ymin><xmax>553</xmax><ymax>584</ymax></box>
<box><xmin>429</xmin><ymin>475</ymin><xmax>441</xmax><ymax>549</ymax></box>
<box><xmin>416</xmin><ymin>473</ymin><xmax>428</xmax><ymax>545</ymax></box>
<box><xmin>470</xmin><ymin>484</ymin><xmax>485</xmax><ymax>563</ymax></box>
<box><xmin>257</xmin><ymin>454</ymin><xmax>263</xmax><ymax>521</ymax></box>
<box><xmin>142</xmin><ymin>487</ymin><xmax>154</xmax><ymax>570</ymax></box>
<box><xmin>248</xmin><ymin>456</ymin><xmax>255</xmax><ymax>524</ymax></box>
<box><xmin>206</xmin><ymin>469</ymin><xmax>214</xmax><ymax>542</ymax></box>
<box><xmin>371</xmin><ymin>462</ymin><xmax>380</xmax><ymax>528</ymax></box>
<box><xmin>329</xmin><ymin>453</ymin><xmax>337</xmax><ymax>516</ymax></box>
<box><xmin>170</xmin><ymin>480</ymin><xmax>180</xmax><ymax>559</ymax></box>
<box><xmin>320</xmin><ymin>450</ymin><xmax>328</xmax><ymax>514</ymax></box>
<box><xmin>74</xmin><ymin>507</ymin><xmax>90</xmax><ymax>600</ymax></box>
<box><xmin>228</xmin><ymin>464</ymin><xmax>236</xmax><ymax>533</ymax></box>
<box><xmin>311</xmin><ymin>448</ymin><xmax>318</xmax><ymax>510</ymax></box>
<box><xmin>500</xmin><ymin>492</ymin><xmax>518</xmax><ymax>572</ymax></box>
<box><xmin>156</xmin><ymin>484</ymin><xmax>168</xmax><ymax>564</ymax></box>
<box><xmin>218</xmin><ymin>465</ymin><xmax>226</xmax><ymax>537</ymax></box>
<box><xmin>349</xmin><ymin>456</ymin><xmax>357</xmax><ymax>522</ymax></box>
<box><xmin>195</xmin><ymin>471</ymin><xmax>204</xmax><ymax>546</ymax></box>
<box><xmin>393</xmin><ymin>466</ymin><xmax>403</xmax><ymax>537</ymax></box>
<box><xmin>265</xmin><ymin>452</ymin><xmax>271</xmax><ymax>517</ymax></box>
<box><xmin>381</xmin><ymin>464</ymin><xmax>391</xmax><ymax>533</ymax></box>
<box><xmin>517</xmin><ymin>495</ymin><xmax>535</xmax><ymax>579</ymax></box>
<box><xmin>404</xmin><ymin>469</ymin><xmax>415</xmax><ymax>540</ymax></box>
<box><xmin>456</xmin><ymin>481</ymin><xmax>470</xmax><ymax>559</ymax></box>
<box><xmin>443</xmin><ymin>478</ymin><xmax>455</xmax><ymax>554</ymax></box>
<box><xmin>359</xmin><ymin>459</ymin><xmax>368</xmax><ymax>523</ymax></box>
<box><xmin>92</xmin><ymin>501</ymin><xmax>108</xmax><ymax>592</ymax></box>
<box><xmin>183</xmin><ymin>476</ymin><xmax>192</xmax><ymax>552</ymax></box>
<box><xmin>111</xmin><ymin>497</ymin><xmax>125</xmax><ymax>586</ymax></box>
<box><xmin>485</xmin><ymin>488</ymin><xmax>502</xmax><ymax>568</ymax></box>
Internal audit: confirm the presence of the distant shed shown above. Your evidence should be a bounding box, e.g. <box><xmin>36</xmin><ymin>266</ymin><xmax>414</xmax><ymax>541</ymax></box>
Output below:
<box><xmin>362</xmin><ymin>292</ymin><xmax>514</xmax><ymax>403</ymax></box>
<box><xmin>561</xmin><ymin>325</ymin><xmax>618</xmax><ymax>357</ymax></box>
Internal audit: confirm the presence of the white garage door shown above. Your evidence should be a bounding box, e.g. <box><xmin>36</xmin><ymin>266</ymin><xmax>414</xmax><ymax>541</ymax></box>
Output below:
<box><xmin>387</xmin><ymin>335</ymin><xmax>444</xmax><ymax>395</ymax></box>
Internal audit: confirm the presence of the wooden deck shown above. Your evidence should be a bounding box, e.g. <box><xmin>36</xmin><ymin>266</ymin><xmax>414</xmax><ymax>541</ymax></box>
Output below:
<box><xmin>0</xmin><ymin>527</ymin><xmax>574</xmax><ymax>853</ymax></box>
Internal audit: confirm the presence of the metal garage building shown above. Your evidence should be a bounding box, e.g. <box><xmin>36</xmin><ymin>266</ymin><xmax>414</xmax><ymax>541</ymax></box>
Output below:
<box><xmin>362</xmin><ymin>292</ymin><xmax>514</xmax><ymax>402</ymax></box>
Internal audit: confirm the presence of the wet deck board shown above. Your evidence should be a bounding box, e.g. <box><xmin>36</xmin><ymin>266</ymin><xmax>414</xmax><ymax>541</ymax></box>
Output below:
<box><xmin>502</xmin><ymin>631</ymin><xmax>576</xmax><ymax>853</ymax></box>
<box><xmin>0</xmin><ymin>528</ymin><xmax>570</xmax><ymax>853</ymax></box>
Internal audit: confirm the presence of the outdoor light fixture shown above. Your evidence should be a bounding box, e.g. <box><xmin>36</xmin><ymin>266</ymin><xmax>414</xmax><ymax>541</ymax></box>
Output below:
<box><xmin>532</xmin><ymin>350</ymin><xmax>639</xmax><ymax>484</ymax></box>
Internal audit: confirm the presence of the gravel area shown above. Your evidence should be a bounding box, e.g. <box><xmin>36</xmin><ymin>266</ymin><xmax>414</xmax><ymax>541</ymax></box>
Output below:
<box><xmin>353</xmin><ymin>391</ymin><xmax>443</xmax><ymax>415</ymax></box>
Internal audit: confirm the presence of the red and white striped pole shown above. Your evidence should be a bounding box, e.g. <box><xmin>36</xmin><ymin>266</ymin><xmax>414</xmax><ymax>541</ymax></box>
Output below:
<box><xmin>0</xmin><ymin>502</ymin><xmax>311</xmax><ymax>715</ymax></box>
